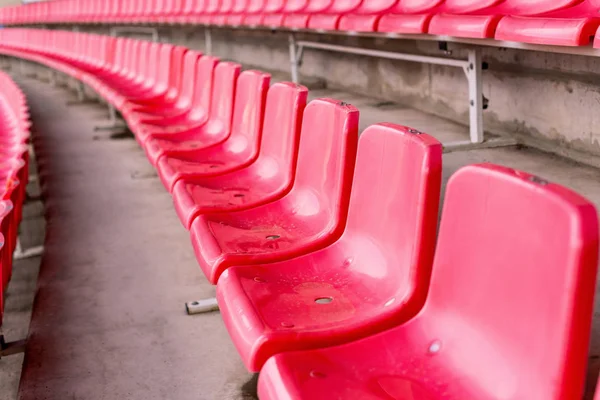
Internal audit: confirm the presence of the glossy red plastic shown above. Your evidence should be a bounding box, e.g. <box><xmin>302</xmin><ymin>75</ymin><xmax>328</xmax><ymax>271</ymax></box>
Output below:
<box><xmin>284</xmin><ymin>0</ymin><xmax>331</xmax><ymax>29</ymax></box>
<box><xmin>217</xmin><ymin>123</ymin><xmax>443</xmax><ymax>371</ymax></box>
<box><xmin>495</xmin><ymin>1</ymin><xmax>600</xmax><ymax>47</ymax></box>
<box><xmin>143</xmin><ymin>61</ymin><xmax>240</xmax><ymax>166</ymax></box>
<box><xmin>258</xmin><ymin>163</ymin><xmax>600</xmax><ymax>400</ymax></box>
<box><xmin>171</xmin><ymin>82</ymin><xmax>308</xmax><ymax>229</ymax></box>
<box><xmin>428</xmin><ymin>0</ymin><xmax>580</xmax><ymax>40</ymax></box>
<box><xmin>189</xmin><ymin>98</ymin><xmax>359</xmax><ymax>284</ymax></box>
<box><xmin>155</xmin><ymin>69</ymin><xmax>270</xmax><ymax>191</ymax></box>
<box><xmin>125</xmin><ymin>50</ymin><xmax>202</xmax><ymax>127</ymax></box>
<box><xmin>135</xmin><ymin>55</ymin><xmax>219</xmax><ymax>145</ymax></box>
<box><xmin>338</xmin><ymin>0</ymin><xmax>398</xmax><ymax>32</ymax></box>
<box><xmin>307</xmin><ymin>0</ymin><xmax>361</xmax><ymax>31</ymax></box>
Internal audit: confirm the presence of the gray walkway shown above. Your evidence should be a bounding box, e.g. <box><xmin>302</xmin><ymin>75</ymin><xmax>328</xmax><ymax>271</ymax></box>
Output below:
<box><xmin>1</xmin><ymin>75</ymin><xmax>599</xmax><ymax>399</ymax></box>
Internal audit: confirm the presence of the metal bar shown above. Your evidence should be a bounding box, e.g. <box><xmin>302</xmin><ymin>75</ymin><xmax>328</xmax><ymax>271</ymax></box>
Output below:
<box><xmin>466</xmin><ymin>49</ymin><xmax>483</xmax><ymax>143</ymax></box>
<box><xmin>13</xmin><ymin>242</ymin><xmax>44</xmax><ymax>260</ymax></box>
<box><xmin>204</xmin><ymin>28</ymin><xmax>212</xmax><ymax>55</ymax></box>
<box><xmin>186</xmin><ymin>298</ymin><xmax>219</xmax><ymax>315</ymax></box>
<box><xmin>289</xmin><ymin>34</ymin><xmax>299</xmax><ymax>84</ymax></box>
<box><xmin>109</xmin><ymin>26</ymin><xmax>159</xmax><ymax>42</ymax></box>
<box><xmin>296</xmin><ymin>40</ymin><xmax>469</xmax><ymax>68</ymax></box>
<box><xmin>443</xmin><ymin>137</ymin><xmax>518</xmax><ymax>152</ymax></box>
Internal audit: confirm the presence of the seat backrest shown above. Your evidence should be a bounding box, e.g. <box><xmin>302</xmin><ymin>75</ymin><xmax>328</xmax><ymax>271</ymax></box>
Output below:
<box><xmin>174</xmin><ymin>50</ymin><xmax>203</xmax><ymax>109</ymax></box>
<box><xmin>345</xmin><ymin>124</ymin><xmax>441</xmax><ymax>304</ymax></box>
<box><xmin>258</xmin><ymin>82</ymin><xmax>308</xmax><ymax>182</ymax></box>
<box><xmin>205</xmin><ymin>0</ymin><xmax>222</xmax><ymax>14</ymax></box>
<box><xmin>320</xmin><ymin>0</ymin><xmax>361</xmax><ymax>14</ymax></box>
<box><xmin>289</xmin><ymin>99</ymin><xmax>359</xmax><ymax>224</ymax></box>
<box><xmin>303</xmin><ymin>0</ymin><xmax>333</xmax><ymax>13</ymax></box>
<box><xmin>226</xmin><ymin>70</ymin><xmax>270</xmax><ymax>161</ymax></box>
<box><xmin>390</xmin><ymin>0</ymin><xmax>442</xmax><ymax>13</ymax></box>
<box><xmin>246</xmin><ymin>0</ymin><xmax>266</xmax><ymax>13</ymax></box>
<box><xmin>188</xmin><ymin>55</ymin><xmax>219</xmax><ymax>122</ymax></box>
<box><xmin>263</xmin><ymin>0</ymin><xmax>285</xmax><ymax>13</ymax></box>
<box><xmin>501</xmin><ymin>0</ymin><xmax>579</xmax><ymax>14</ymax></box>
<box><xmin>426</xmin><ymin>164</ymin><xmax>599</xmax><ymax>400</ymax></box>
<box><xmin>206</xmin><ymin>61</ymin><xmax>241</xmax><ymax>139</ymax></box>
<box><xmin>167</xmin><ymin>45</ymin><xmax>189</xmax><ymax>95</ymax></box>
<box><xmin>155</xmin><ymin>43</ymin><xmax>175</xmax><ymax>91</ymax></box>
<box><xmin>351</xmin><ymin>0</ymin><xmax>398</xmax><ymax>14</ymax></box>
<box><xmin>282</xmin><ymin>0</ymin><xmax>309</xmax><ymax>12</ymax></box>
<box><xmin>218</xmin><ymin>0</ymin><xmax>234</xmax><ymax>14</ymax></box>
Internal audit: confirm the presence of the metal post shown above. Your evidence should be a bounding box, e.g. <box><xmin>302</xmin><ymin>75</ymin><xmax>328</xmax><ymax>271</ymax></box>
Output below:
<box><xmin>466</xmin><ymin>49</ymin><xmax>483</xmax><ymax>144</ymax></box>
<box><xmin>289</xmin><ymin>34</ymin><xmax>299</xmax><ymax>84</ymax></box>
<box><xmin>13</xmin><ymin>240</ymin><xmax>44</xmax><ymax>260</ymax></box>
<box><xmin>204</xmin><ymin>28</ymin><xmax>212</xmax><ymax>55</ymax></box>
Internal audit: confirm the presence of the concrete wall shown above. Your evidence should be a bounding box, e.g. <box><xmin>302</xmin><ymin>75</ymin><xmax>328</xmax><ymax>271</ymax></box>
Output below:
<box><xmin>83</xmin><ymin>25</ymin><xmax>600</xmax><ymax>163</ymax></box>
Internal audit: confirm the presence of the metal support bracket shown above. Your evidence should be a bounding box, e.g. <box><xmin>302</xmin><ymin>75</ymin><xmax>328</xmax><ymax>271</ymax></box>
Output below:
<box><xmin>185</xmin><ymin>297</ymin><xmax>219</xmax><ymax>315</ymax></box>
<box><xmin>205</xmin><ymin>28</ymin><xmax>212</xmax><ymax>56</ymax></box>
<box><xmin>109</xmin><ymin>26</ymin><xmax>159</xmax><ymax>42</ymax></box>
<box><xmin>288</xmin><ymin>40</ymin><xmax>510</xmax><ymax>147</ymax></box>
<box><xmin>0</xmin><ymin>334</ymin><xmax>26</xmax><ymax>358</ymax></box>
<box><xmin>13</xmin><ymin>240</ymin><xmax>44</xmax><ymax>261</ymax></box>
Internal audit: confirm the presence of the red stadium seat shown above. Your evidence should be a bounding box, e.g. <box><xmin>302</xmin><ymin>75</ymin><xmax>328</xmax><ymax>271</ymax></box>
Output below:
<box><xmin>338</xmin><ymin>0</ymin><xmax>398</xmax><ymax>32</ymax></box>
<box><xmin>125</xmin><ymin>50</ymin><xmax>203</xmax><ymax>126</ymax></box>
<box><xmin>258</xmin><ymin>164</ymin><xmax>599</xmax><ymax>400</ymax></box>
<box><xmin>217</xmin><ymin>123</ymin><xmax>442</xmax><ymax>371</ymax></box>
<box><xmin>171</xmin><ymin>82</ymin><xmax>308</xmax><ymax>229</ymax></box>
<box><xmin>143</xmin><ymin>61</ymin><xmax>240</xmax><ymax>166</ymax></box>
<box><xmin>224</xmin><ymin>0</ymin><xmax>250</xmax><ymax>26</ymax></box>
<box><xmin>307</xmin><ymin>0</ymin><xmax>362</xmax><ymax>31</ymax></box>
<box><xmin>284</xmin><ymin>0</ymin><xmax>330</xmax><ymax>29</ymax></box>
<box><xmin>235</xmin><ymin>0</ymin><xmax>265</xmax><ymax>26</ymax></box>
<box><xmin>495</xmin><ymin>1</ymin><xmax>600</xmax><ymax>47</ymax></box>
<box><xmin>155</xmin><ymin>70</ymin><xmax>270</xmax><ymax>191</ymax></box>
<box><xmin>262</xmin><ymin>0</ymin><xmax>308</xmax><ymax>26</ymax></box>
<box><xmin>212</xmin><ymin>0</ymin><xmax>235</xmax><ymax>25</ymax></box>
<box><xmin>134</xmin><ymin>55</ymin><xmax>219</xmax><ymax>145</ymax></box>
<box><xmin>429</xmin><ymin>0</ymin><xmax>580</xmax><ymax>40</ymax></box>
<box><xmin>189</xmin><ymin>98</ymin><xmax>359</xmax><ymax>284</ymax></box>
<box><xmin>244</xmin><ymin>0</ymin><xmax>282</xmax><ymax>27</ymax></box>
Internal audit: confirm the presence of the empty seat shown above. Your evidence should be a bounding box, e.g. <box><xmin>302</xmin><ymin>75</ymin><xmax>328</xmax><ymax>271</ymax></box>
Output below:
<box><xmin>263</xmin><ymin>0</ymin><xmax>307</xmax><ymax>27</ymax></box>
<box><xmin>377</xmin><ymin>0</ymin><xmax>452</xmax><ymax>34</ymax></box>
<box><xmin>143</xmin><ymin>61</ymin><xmax>240</xmax><ymax>166</ymax></box>
<box><xmin>258</xmin><ymin>164</ymin><xmax>599</xmax><ymax>400</ymax></box>
<box><xmin>189</xmin><ymin>98</ymin><xmax>359</xmax><ymax>284</ymax></box>
<box><xmin>244</xmin><ymin>0</ymin><xmax>283</xmax><ymax>27</ymax></box>
<box><xmin>134</xmin><ymin>55</ymin><xmax>219</xmax><ymax>146</ymax></box>
<box><xmin>155</xmin><ymin>70</ymin><xmax>270</xmax><ymax>191</ymax></box>
<box><xmin>125</xmin><ymin>50</ymin><xmax>203</xmax><ymax>127</ymax></box>
<box><xmin>171</xmin><ymin>82</ymin><xmax>308</xmax><ymax>229</ymax></box>
<box><xmin>284</xmin><ymin>0</ymin><xmax>331</xmax><ymax>29</ymax></box>
<box><xmin>428</xmin><ymin>0</ymin><xmax>580</xmax><ymax>40</ymax></box>
<box><xmin>495</xmin><ymin>1</ymin><xmax>600</xmax><ymax>46</ymax></box>
<box><xmin>307</xmin><ymin>0</ymin><xmax>361</xmax><ymax>31</ymax></box>
<box><xmin>338</xmin><ymin>0</ymin><xmax>398</xmax><ymax>32</ymax></box>
<box><xmin>217</xmin><ymin>123</ymin><xmax>442</xmax><ymax>371</ymax></box>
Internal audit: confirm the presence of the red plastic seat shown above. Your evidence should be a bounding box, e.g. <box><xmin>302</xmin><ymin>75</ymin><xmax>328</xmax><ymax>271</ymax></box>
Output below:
<box><xmin>171</xmin><ymin>82</ymin><xmax>308</xmax><ymax>229</ymax></box>
<box><xmin>263</xmin><ymin>0</ymin><xmax>307</xmax><ymax>27</ymax></box>
<box><xmin>155</xmin><ymin>69</ymin><xmax>270</xmax><ymax>191</ymax></box>
<box><xmin>338</xmin><ymin>0</ymin><xmax>398</xmax><ymax>32</ymax></box>
<box><xmin>428</xmin><ymin>0</ymin><xmax>581</xmax><ymax>40</ymax></box>
<box><xmin>189</xmin><ymin>98</ymin><xmax>359</xmax><ymax>284</ymax></box>
<box><xmin>217</xmin><ymin>123</ymin><xmax>442</xmax><ymax>372</ymax></box>
<box><xmin>244</xmin><ymin>0</ymin><xmax>282</xmax><ymax>27</ymax></box>
<box><xmin>258</xmin><ymin>163</ymin><xmax>600</xmax><ymax>400</ymax></box>
<box><xmin>284</xmin><ymin>0</ymin><xmax>331</xmax><ymax>29</ymax></box>
<box><xmin>307</xmin><ymin>0</ymin><xmax>362</xmax><ymax>31</ymax></box>
<box><xmin>225</xmin><ymin>0</ymin><xmax>251</xmax><ymax>26</ymax></box>
<box><xmin>377</xmin><ymin>0</ymin><xmax>453</xmax><ymax>34</ymax></box>
<box><xmin>143</xmin><ymin>61</ymin><xmax>240</xmax><ymax>166</ymax></box>
<box><xmin>134</xmin><ymin>55</ymin><xmax>219</xmax><ymax>145</ymax></box>
<box><xmin>125</xmin><ymin>50</ymin><xmax>202</xmax><ymax>126</ymax></box>
<box><xmin>495</xmin><ymin>1</ymin><xmax>600</xmax><ymax>47</ymax></box>
<box><xmin>596</xmin><ymin>375</ymin><xmax>600</xmax><ymax>400</ymax></box>
<box><xmin>212</xmin><ymin>0</ymin><xmax>235</xmax><ymax>25</ymax></box>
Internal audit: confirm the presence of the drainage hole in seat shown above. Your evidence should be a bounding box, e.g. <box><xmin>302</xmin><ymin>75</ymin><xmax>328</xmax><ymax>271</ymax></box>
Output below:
<box><xmin>315</xmin><ymin>297</ymin><xmax>333</xmax><ymax>304</ymax></box>
<box><xmin>266</xmin><ymin>235</ymin><xmax>280</xmax><ymax>240</ymax></box>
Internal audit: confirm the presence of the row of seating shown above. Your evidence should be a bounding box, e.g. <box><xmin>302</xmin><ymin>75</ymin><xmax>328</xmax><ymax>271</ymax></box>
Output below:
<box><xmin>2</xmin><ymin>0</ymin><xmax>600</xmax><ymax>47</ymax></box>
<box><xmin>0</xmin><ymin>27</ymin><xmax>598</xmax><ymax>399</ymax></box>
<box><xmin>0</xmin><ymin>71</ymin><xmax>30</xmax><ymax>329</ymax></box>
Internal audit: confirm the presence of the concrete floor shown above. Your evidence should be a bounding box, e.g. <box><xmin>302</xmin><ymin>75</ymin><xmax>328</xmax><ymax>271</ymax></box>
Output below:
<box><xmin>0</xmin><ymin>74</ymin><xmax>599</xmax><ymax>399</ymax></box>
